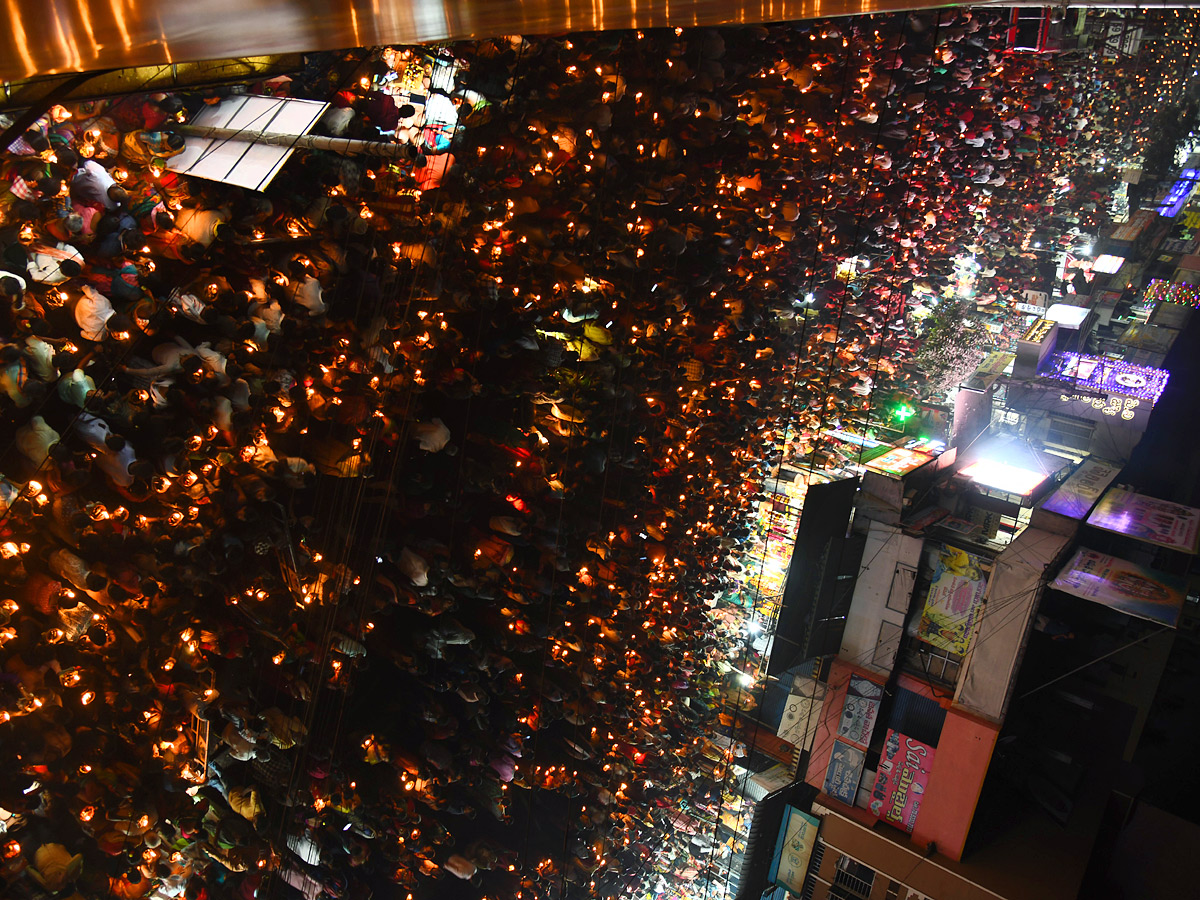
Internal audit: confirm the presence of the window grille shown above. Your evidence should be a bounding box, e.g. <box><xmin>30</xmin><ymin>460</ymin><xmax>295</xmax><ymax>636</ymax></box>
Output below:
<box><xmin>799</xmin><ymin>841</ymin><xmax>825</xmax><ymax>900</ymax></box>
<box><xmin>1046</xmin><ymin>414</ymin><xmax>1094</xmax><ymax>451</ymax></box>
<box><xmin>833</xmin><ymin>854</ymin><xmax>875</xmax><ymax>898</ymax></box>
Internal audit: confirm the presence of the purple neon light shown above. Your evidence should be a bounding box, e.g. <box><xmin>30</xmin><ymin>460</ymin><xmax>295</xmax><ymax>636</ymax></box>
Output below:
<box><xmin>1039</xmin><ymin>351</ymin><xmax>1169</xmax><ymax>403</ymax></box>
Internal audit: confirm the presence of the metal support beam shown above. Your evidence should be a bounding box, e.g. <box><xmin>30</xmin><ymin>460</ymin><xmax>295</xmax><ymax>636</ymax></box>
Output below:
<box><xmin>0</xmin><ymin>55</ymin><xmax>304</xmax><ymax>112</ymax></box>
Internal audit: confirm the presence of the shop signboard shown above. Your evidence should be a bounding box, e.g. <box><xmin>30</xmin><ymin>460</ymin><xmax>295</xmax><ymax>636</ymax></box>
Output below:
<box><xmin>865</xmin><ymin>446</ymin><xmax>934</xmax><ymax>477</ymax></box>
<box><xmin>768</xmin><ymin>806</ymin><xmax>821</xmax><ymax>894</ymax></box>
<box><xmin>750</xmin><ymin>763</ymin><xmax>794</xmax><ymax>796</ymax></box>
<box><xmin>1022</xmin><ymin>289</ymin><xmax>1050</xmax><ymax>307</ymax></box>
<box><xmin>938</xmin><ymin>516</ymin><xmax>982</xmax><ymax>538</ymax></box>
<box><xmin>1052</xmin><ymin>547</ymin><xmax>1187</xmax><ymax>627</ymax></box>
<box><xmin>822</xmin><ymin>740</ymin><xmax>866</xmax><ymax>804</ymax></box>
<box><xmin>961</xmin><ymin>350</ymin><xmax>1015</xmax><ymax>393</ymax></box>
<box><xmin>1041</xmin><ymin>459</ymin><xmax>1121</xmax><ymax>519</ymax></box>
<box><xmin>778</xmin><ymin>676</ymin><xmax>827</xmax><ymax>750</ymax></box>
<box><xmin>1149</xmin><ymin>301</ymin><xmax>1193</xmax><ymax>329</ymax></box>
<box><xmin>959</xmin><ymin>459</ymin><xmax>1047</xmax><ymax>496</ymax></box>
<box><xmin>836</xmin><ymin>675</ymin><xmax>884</xmax><ymax>746</ymax></box>
<box><xmin>1087</xmin><ymin>488</ymin><xmax>1200</xmax><ymax>554</ymax></box>
<box><xmin>918</xmin><ymin>544</ymin><xmax>988</xmax><ymax>654</ymax></box>
<box><xmin>903</xmin><ymin>506</ymin><xmax>950</xmax><ymax>533</ymax></box>
<box><xmin>1021</xmin><ymin>318</ymin><xmax>1055</xmax><ymax>345</ymax></box>
<box><xmin>1109</xmin><ymin>209</ymin><xmax>1156</xmax><ymax>244</ymax></box>
<box><xmin>1039</xmin><ymin>351</ymin><xmax>1170</xmax><ymax>403</ymax></box>
<box><xmin>869</xmin><ymin>729</ymin><xmax>936</xmax><ymax>833</ymax></box>
<box><xmin>1154</xmin><ymin>169</ymin><xmax>1199</xmax><ymax>218</ymax></box>
<box><xmin>1046</xmin><ymin>304</ymin><xmax>1090</xmax><ymax>329</ymax></box>
<box><xmin>1119</xmin><ymin>323</ymin><xmax>1178</xmax><ymax>355</ymax></box>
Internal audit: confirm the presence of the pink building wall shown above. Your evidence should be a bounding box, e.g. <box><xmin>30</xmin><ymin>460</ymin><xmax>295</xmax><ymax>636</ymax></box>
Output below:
<box><xmin>806</xmin><ymin>659</ymin><xmax>1001</xmax><ymax>861</ymax></box>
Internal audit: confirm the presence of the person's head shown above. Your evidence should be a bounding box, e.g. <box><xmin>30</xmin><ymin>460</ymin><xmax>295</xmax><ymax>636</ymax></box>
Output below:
<box><xmin>24</xmin><ymin>131</ymin><xmax>50</xmax><ymax>154</ymax></box>
<box><xmin>155</xmin><ymin>94</ymin><xmax>185</xmax><ymax>116</ymax></box>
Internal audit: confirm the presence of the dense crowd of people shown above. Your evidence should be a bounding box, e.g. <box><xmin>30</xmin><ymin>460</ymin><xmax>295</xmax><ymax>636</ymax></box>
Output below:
<box><xmin>0</xmin><ymin>9</ymin><xmax>1192</xmax><ymax>900</ymax></box>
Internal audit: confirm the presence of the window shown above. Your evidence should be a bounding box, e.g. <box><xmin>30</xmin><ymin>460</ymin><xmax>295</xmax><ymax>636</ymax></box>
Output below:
<box><xmin>873</xmin><ymin>621</ymin><xmax>902</xmax><ymax>669</ymax></box>
<box><xmin>902</xmin><ymin>641</ymin><xmax>962</xmax><ymax>689</ymax></box>
<box><xmin>886</xmin><ymin>564</ymin><xmax>917</xmax><ymax>613</ymax></box>
<box><xmin>833</xmin><ymin>854</ymin><xmax>876</xmax><ymax>899</ymax></box>
<box><xmin>1045</xmin><ymin>414</ymin><xmax>1094</xmax><ymax>451</ymax></box>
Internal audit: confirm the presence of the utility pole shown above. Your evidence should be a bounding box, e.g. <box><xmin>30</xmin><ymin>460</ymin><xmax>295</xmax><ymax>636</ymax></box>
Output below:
<box><xmin>175</xmin><ymin>124</ymin><xmax>411</xmax><ymax>158</ymax></box>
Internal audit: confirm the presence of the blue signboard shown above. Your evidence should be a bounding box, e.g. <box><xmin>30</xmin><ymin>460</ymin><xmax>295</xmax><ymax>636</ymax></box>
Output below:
<box><xmin>823</xmin><ymin>739</ymin><xmax>866</xmax><ymax>804</ymax></box>
<box><xmin>1156</xmin><ymin>169</ymin><xmax>1199</xmax><ymax>218</ymax></box>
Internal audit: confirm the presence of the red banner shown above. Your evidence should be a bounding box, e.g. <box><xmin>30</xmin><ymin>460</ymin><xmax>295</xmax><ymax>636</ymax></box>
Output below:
<box><xmin>869</xmin><ymin>729</ymin><xmax>936</xmax><ymax>833</ymax></box>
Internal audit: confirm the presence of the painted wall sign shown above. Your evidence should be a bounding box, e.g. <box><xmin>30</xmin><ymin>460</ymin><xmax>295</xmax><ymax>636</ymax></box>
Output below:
<box><xmin>823</xmin><ymin>739</ymin><xmax>866</xmax><ymax>804</ymax></box>
<box><xmin>870</xmin><ymin>729</ymin><xmax>936</xmax><ymax>833</ymax></box>
<box><xmin>836</xmin><ymin>675</ymin><xmax>883</xmax><ymax>746</ymax></box>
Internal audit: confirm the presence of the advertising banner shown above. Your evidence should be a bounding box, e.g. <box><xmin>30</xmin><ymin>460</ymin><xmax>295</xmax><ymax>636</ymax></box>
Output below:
<box><xmin>1041</xmin><ymin>459</ymin><xmax>1121</xmax><ymax>519</ymax></box>
<box><xmin>1087</xmin><ymin>487</ymin><xmax>1200</xmax><ymax>553</ymax></box>
<box><xmin>870</xmin><ymin>729</ymin><xmax>936</xmax><ymax>833</ymax></box>
<box><xmin>961</xmin><ymin>350</ymin><xmax>1015</xmax><ymax>393</ymax></box>
<box><xmin>1154</xmin><ymin>168</ymin><xmax>1199</xmax><ymax>218</ymax></box>
<box><xmin>865</xmin><ymin>446</ymin><xmax>934</xmax><ymax>477</ymax></box>
<box><xmin>918</xmin><ymin>545</ymin><xmax>988</xmax><ymax>654</ymax></box>
<box><xmin>1040</xmin><ymin>351</ymin><xmax>1170</xmax><ymax>403</ymax></box>
<box><xmin>822</xmin><ymin>740</ymin><xmax>865</xmax><ymax>804</ymax></box>
<box><xmin>1052</xmin><ymin>547</ymin><xmax>1187</xmax><ymax>627</ymax></box>
<box><xmin>1119</xmin><ymin>323</ymin><xmax>1178</xmax><ymax>355</ymax></box>
<box><xmin>836</xmin><ymin>675</ymin><xmax>883</xmax><ymax>746</ymax></box>
<box><xmin>769</xmin><ymin>806</ymin><xmax>822</xmax><ymax>894</ymax></box>
<box><xmin>777</xmin><ymin>676</ymin><xmax>827</xmax><ymax>750</ymax></box>
<box><xmin>1109</xmin><ymin>208</ymin><xmax>1155</xmax><ymax>243</ymax></box>
<box><xmin>1020</xmin><ymin>318</ymin><xmax>1056</xmax><ymax>345</ymax></box>
<box><xmin>750</xmin><ymin>764</ymin><xmax>793</xmax><ymax>796</ymax></box>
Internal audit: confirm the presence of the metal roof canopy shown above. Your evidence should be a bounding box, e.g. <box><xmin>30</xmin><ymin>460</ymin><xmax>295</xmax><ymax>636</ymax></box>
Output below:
<box><xmin>0</xmin><ymin>56</ymin><xmax>303</xmax><ymax>112</ymax></box>
<box><xmin>0</xmin><ymin>1</ymin><xmax>1146</xmax><ymax>83</ymax></box>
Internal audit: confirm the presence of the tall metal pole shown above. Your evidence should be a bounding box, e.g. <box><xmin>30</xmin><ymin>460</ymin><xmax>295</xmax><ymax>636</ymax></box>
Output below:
<box><xmin>175</xmin><ymin>124</ymin><xmax>412</xmax><ymax>158</ymax></box>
